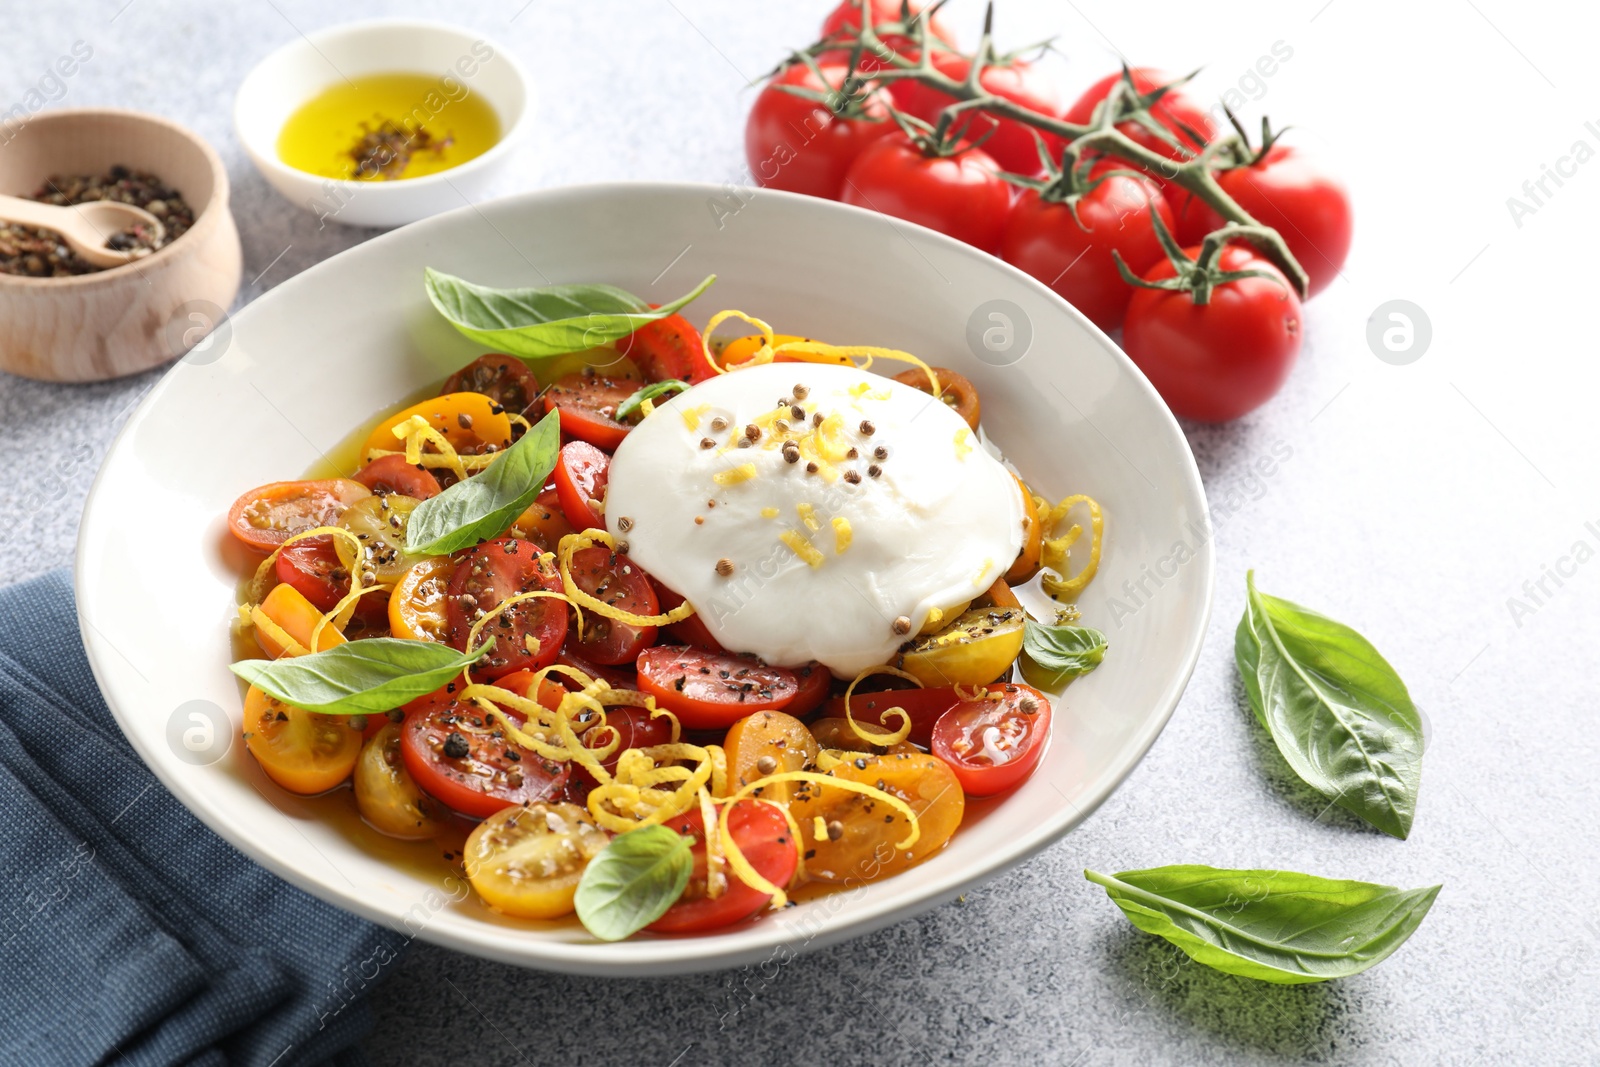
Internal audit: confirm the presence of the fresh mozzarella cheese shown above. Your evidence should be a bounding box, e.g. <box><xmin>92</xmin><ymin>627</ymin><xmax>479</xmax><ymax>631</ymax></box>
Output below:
<box><xmin>605</xmin><ymin>362</ymin><xmax>1024</xmax><ymax>677</ymax></box>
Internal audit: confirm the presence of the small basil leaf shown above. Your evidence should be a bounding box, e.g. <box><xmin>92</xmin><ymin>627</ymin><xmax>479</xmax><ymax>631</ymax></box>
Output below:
<box><xmin>1021</xmin><ymin>618</ymin><xmax>1108</xmax><ymax>688</ymax></box>
<box><xmin>424</xmin><ymin>270</ymin><xmax>715</xmax><ymax>359</ymax></box>
<box><xmin>404</xmin><ymin>409</ymin><xmax>561</xmax><ymax>556</ymax></box>
<box><xmin>1235</xmin><ymin>571</ymin><xmax>1424</xmax><ymax>839</ymax></box>
<box><xmin>614</xmin><ymin>379</ymin><xmax>689</xmax><ymax>422</ymax></box>
<box><xmin>574</xmin><ymin>824</ymin><xmax>693</xmax><ymax>941</ymax></box>
<box><xmin>230</xmin><ymin>638</ymin><xmax>490</xmax><ymax>715</ymax></box>
<box><xmin>1086</xmin><ymin>866</ymin><xmax>1440</xmax><ymax>984</ymax></box>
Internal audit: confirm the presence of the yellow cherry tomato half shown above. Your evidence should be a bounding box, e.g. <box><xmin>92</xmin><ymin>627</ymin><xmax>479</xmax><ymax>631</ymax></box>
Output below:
<box><xmin>895</xmin><ymin>600</ymin><xmax>1025</xmax><ymax>688</ymax></box>
<box><xmin>464</xmin><ymin>802</ymin><xmax>610</xmax><ymax>920</ymax></box>
<box><xmin>241</xmin><ymin>685</ymin><xmax>363</xmax><ymax>795</ymax></box>
<box><xmin>354</xmin><ymin>723</ymin><xmax>442</xmax><ymax>840</ymax></box>
<box><xmin>723</xmin><ymin>710</ymin><xmax>821</xmax><ymax>802</ymax></box>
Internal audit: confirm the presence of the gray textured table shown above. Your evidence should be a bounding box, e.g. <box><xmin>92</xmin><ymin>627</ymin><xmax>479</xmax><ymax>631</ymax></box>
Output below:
<box><xmin>5</xmin><ymin>1</ymin><xmax>1597</xmax><ymax>1064</ymax></box>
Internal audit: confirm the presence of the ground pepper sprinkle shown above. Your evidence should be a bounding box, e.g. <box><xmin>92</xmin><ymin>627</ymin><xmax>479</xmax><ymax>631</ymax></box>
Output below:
<box><xmin>0</xmin><ymin>165</ymin><xmax>194</xmax><ymax>277</ymax></box>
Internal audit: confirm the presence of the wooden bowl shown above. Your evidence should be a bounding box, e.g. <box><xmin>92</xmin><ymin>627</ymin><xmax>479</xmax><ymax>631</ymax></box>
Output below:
<box><xmin>0</xmin><ymin>108</ymin><xmax>242</xmax><ymax>382</ymax></box>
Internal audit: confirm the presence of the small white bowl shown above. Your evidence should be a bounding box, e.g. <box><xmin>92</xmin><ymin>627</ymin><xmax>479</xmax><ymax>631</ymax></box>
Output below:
<box><xmin>234</xmin><ymin>19</ymin><xmax>531</xmax><ymax>228</ymax></box>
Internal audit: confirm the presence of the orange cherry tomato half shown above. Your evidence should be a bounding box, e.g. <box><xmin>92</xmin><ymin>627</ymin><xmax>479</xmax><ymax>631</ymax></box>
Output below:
<box><xmin>242</xmin><ymin>685</ymin><xmax>363</xmax><ymax>795</ymax></box>
<box><xmin>541</xmin><ymin>373</ymin><xmax>635</xmax><ymax>451</ymax></box>
<box><xmin>227</xmin><ymin>478</ymin><xmax>370</xmax><ymax>552</ymax></box>
<box><xmin>564</xmin><ymin>545</ymin><xmax>659</xmax><ymax>666</ymax></box>
<box><xmin>444</xmin><ymin>538</ymin><xmax>567</xmax><ymax>679</ymax></box>
<box><xmin>352</xmin><ymin>454</ymin><xmax>442</xmax><ymax>500</ymax></box>
<box><xmin>646</xmin><ymin>800</ymin><xmax>799</xmax><ymax>934</ymax></box>
<box><xmin>510</xmin><ymin>484</ymin><xmax>576</xmax><ymax>552</ymax></box>
<box><xmin>388</xmin><ymin>556</ymin><xmax>457</xmax><ymax>642</ymax></box>
<box><xmin>553</xmin><ymin>440</ymin><xmax>610</xmax><ymax>531</ymax></box>
<box><xmin>399</xmin><ymin>690</ymin><xmax>569</xmax><ymax>819</ymax></box>
<box><xmin>362</xmin><ymin>392</ymin><xmax>513</xmax><ymax>459</ymax></box>
<box><xmin>930</xmin><ymin>683</ymin><xmax>1053</xmax><ymax>797</ymax></box>
<box><xmin>635</xmin><ymin>647</ymin><xmax>800</xmax><ymax>729</ymax></box>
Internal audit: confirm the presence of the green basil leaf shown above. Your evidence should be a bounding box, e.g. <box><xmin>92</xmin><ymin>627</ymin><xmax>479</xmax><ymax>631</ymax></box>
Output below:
<box><xmin>404</xmin><ymin>409</ymin><xmax>561</xmax><ymax>556</ymax></box>
<box><xmin>1086</xmin><ymin>866</ymin><xmax>1440</xmax><ymax>984</ymax></box>
<box><xmin>424</xmin><ymin>270</ymin><xmax>715</xmax><ymax>359</ymax></box>
<box><xmin>1235</xmin><ymin>571</ymin><xmax>1424</xmax><ymax>839</ymax></box>
<box><xmin>574</xmin><ymin>824</ymin><xmax>693</xmax><ymax>942</ymax></box>
<box><xmin>1021</xmin><ymin>618</ymin><xmax>1108</xmax><ymax>688</ymax></box>
<box><xmin>230</xmin><ymin>638</ymin><xmax>490</xmax><ymax>715</ymax></box>
<box><xmin>614</xmin><ymin>379</ymin><xmax>689</xmax><ymax>422</ymax></box>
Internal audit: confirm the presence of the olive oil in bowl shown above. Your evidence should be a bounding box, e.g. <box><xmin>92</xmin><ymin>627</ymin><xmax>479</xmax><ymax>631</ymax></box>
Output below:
<box><xmin>276</xmin><ymin>72</ymin><xmax>500</xmax><ymax>182</ymax></box>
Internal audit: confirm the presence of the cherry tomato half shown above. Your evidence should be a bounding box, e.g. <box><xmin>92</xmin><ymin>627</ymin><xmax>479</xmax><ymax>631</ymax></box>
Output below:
<box><xmin>275</xmin><ymin>536</ymin><xmax>350</xmax><ymax>613</ymax></box>
<box><xmin>635</xmin><ymin>647</ymin><xmax>799</xmax><ymax>730</ymax></box>
<box><xmin>400</xmin><ymin>691</ymin><xmax>569</xmax><ymax>819</ymax></box>
<box><xmin>553</xmin><ymin>440</ymin><xmax>609</xmax><ymax>532</ymax></box>
<box><xmin>445</xmin><ymin>538</ymin><xmax>567</xmax><ymax>679</ymax></box>
<box><xmin>930</xmin><ymin>683</ymin><xmax>1053</xmax><ymax>796</ymax></box>
<box><xmin>892</xmin><ymin>366</ymin><xmax>980</xmax><ymax>431</ymax></box>
<box><xmin>441</xmin><ymin>353</ymin><xmax>542</xmax><ymax>418</ymax></box>
<box><xmin>646</xmin><ymin>800</ymin><xmax>799</xmax><ymax>934</ymax></box>
<box><xmin>511</xmin><ymin>483</ymin><xmax>577</xmax><ymax>553</ymax></box>
<box><xmin>565</xmin><ymin>545</ymin><xmax>659</xmax><ymax>666</ymax></box>
<box><xmin>564</xmin><ymin>706</ymin><xmax>677</xmax><ymax>806</ymax></box>
<box><xmin>227</xmin><ymin>478</ymin><xmax>370</xmax><ymax>552</ymax></box>
<box><xmin>822</xmin><ymin>686</ymin><xmax>963</xmax><ymax>748</ymax></box>
<box><xmin>787</xmin><ymin>662</ymin><xmax>832</xmax><ymax>718</ymax></box>
<box><xmin>842</xmin><ymin>134</ymin><xmax>1011</xmax><ymax>253</ymax></box>
<box><xmin>541</xmin><ymin>373</ymin><xmax>635</xmax><ymax>451</ymax></box>
<box><xmin>352</xmin><ymin>454</ymin><xmax>442</xmax><ymax>500</ymax></box>
<box><xmin>616</xmin><ymin>310</ymin><xmax>717</xmax><ymax>384</ymax></box>
<box><xmin>242</xmin><ymin>685</ymin><xmax>363</xmax><ymax>795</ymax></box>
<box><xmin>651</xmin><ymin>581</ymin><xmax>728</xmax><ymax>654</ymax></box>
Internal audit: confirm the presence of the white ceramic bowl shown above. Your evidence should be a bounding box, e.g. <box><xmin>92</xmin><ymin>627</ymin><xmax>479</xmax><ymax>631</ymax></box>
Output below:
<box><xmin>234</xmin><ymin>19</ymin><xmax>531</xmax><ymax>228</ymax></box>
<box><xmin>77</xmin><ymin>183</ymin><xmax>1213</xmax><ymax>976</ymax></box>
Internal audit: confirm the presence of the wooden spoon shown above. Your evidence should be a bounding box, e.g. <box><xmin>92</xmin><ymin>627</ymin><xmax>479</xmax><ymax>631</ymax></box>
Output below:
<box><xmin>0</xmin><ymin>193</ymin><xmax>166</xmax><ymax>268</ymax></box>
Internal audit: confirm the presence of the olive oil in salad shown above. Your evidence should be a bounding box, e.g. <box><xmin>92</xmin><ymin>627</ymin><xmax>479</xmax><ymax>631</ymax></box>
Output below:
<box><xmin>276</xmin><ymin>72</ymin><xmax>500</xmax><ymax>182</ymax></box>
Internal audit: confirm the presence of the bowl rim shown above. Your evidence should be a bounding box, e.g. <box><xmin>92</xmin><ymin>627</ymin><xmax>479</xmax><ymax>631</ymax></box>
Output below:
<box><xmin>76</xmin><ymin>180</ymin><xmax>1214</xmax><ymax>973</ymax></box>
<box><xmin>232</xmin><ymin>16</ymin><xmax>533</xmax><ymax>196</ymax></box>
<box><xmin>0</xmin><ymin>106</ymin><xmax>231</xmax><ymax>290</ymax></box>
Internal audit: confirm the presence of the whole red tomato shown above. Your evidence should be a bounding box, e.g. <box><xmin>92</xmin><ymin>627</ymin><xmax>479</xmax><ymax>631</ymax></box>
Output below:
<box><xmin>1000</xmin><ymin>169</ymin><xmax>1173</xmax><ymax>332</ymax></box>
<box><xmin>893</xmin><ymin>53</ymin><xmax>1063</xmax><ymax>175</ymax></box>
<box><xmin>1064</xmin><ymin>68</ymin><xmax>1216</xmax><ymax>213</ymax></box>
<box><xmin>820</xmin><ymin>0</ymin><xmax>957</xmax><ymax>58</ymax></box>
<box><xmin>841</xmin><ymin>133</ymin><xmax>1011</xmax><ymax>252</ymax></box>
<box><xmin>1171</xmin><ymin>145</ymin><xmax>1351</xmax><ymax>296</ymax></box>
<box><xmin>745</xmin><ymin>62</ymin><xmax>894</xmax><ymax>200</ymax></box>
<box><xmin>1123</xmin><ymin>244</ymin><xmax>1302</xmax><ymax>422</ymax></box>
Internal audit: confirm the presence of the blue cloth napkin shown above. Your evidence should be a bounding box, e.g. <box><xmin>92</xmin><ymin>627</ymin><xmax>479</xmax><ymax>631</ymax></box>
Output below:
<box><xmin>0</xmin><ymin>570</ymin><xmax>407</xmax><ymax>1066</ymax></box>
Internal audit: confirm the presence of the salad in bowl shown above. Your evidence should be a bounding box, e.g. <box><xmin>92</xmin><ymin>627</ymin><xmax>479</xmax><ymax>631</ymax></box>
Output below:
<box><xmin>224</xmin><ymin>272</ymin><xmax>1107</xmax><ymax>941</ymax></box>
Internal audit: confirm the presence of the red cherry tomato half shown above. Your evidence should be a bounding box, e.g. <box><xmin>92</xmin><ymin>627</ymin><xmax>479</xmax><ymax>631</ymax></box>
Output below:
<box><xmin>541</xmin><ymin>373</ymin><xmax>635</xmax><ymax>451</ymax></box>
<box><xmin>553</xmin><ymin>440</ymin><xmax>610</xmax><ymax>532</ymax></box>
<box><xmin>274</xmin><ymin>537</ymin><xmax>346</xmax><ymax>613</ymax></box>
<box><xmin>227</xmin><ymin>478</ymin><xmax>370</xmax><ymax>552</ymax></box>
<box><xmin>823</xmin><ymin>685</ymin><xmax>963</xmax><ymax>748</ymax></box>
<box><xmin>569</xmin><ymin>706</ymin><xmax>675</xmax><ymax>799</ymax></box>
<box><xmin>1172</xmin><ymin>145</ymin><xmax>1352</xmax><ymax>296</ymax></box>
<box><xmin>564</xmin><ymin>545</ymin><xmax>659</xmax><ymax>666</ymax></box>
<box><xmin>930</xmin><ymin>683</ymin><xmax>1053</xmax><ymax>796</ymax></box>
<box><xmin>616</xmin><ymin>310</ymin><xmax>716</xmax><ymax>384</ymax></box>
<box><xmin>746</xmin><ymin>62</ymin><xmax>894</xmax><ymax>200</ymax></box>
<box><xmin>445</xmin><ymin>539</ymin><xmax>567</xmax><ymax>679</ymax></box>
<box><xmin>1000</xmin><ymin>172</ymin><xmax>1173</xmax><ymax>332</ymax></box>
<box><xmin>440</xmin><ymin>353</ymin><xmax>542</xmax><ymax>418</ymax></box>
<box><xmin>651</xmin><ymin>581</ymin><xmax>728</xmax><ymax>654</ymax></box>
<box><xmin>555</xmin><ymin>646</ymin><xmax>638</xmax><ymax>692</ymax></box>
<box><xmin>352</xmin><ymin>454</ymin><xmax>442</xmax><ymax>500</ymax></box>
<box><xmin>400</xmin><ymin>692</ymin><xmax>568</xmax><ymax>818</ymax></box>
<box><xmin>635</xmin><ymin>647</ymin><xmax>799</xmax><ymax>729</ymax></box>
<box><xmin>787</xmin><ymin>662</ymin><xmax>832</xmax><ymax>719</ymax></box>
<box><xmin>646</xmin><ymin>800</ymin><xmax>799</xmax><ymax>934</ymax></box>
<box><xmin>1123</xmin><ymin>244</ymin><xmax>1302</xmax><ymax>423</ymax></box>
<box><xmin>895</xmin><ymin>53</ymin><xmax>1063</xmax><ymax>175</ymax></box>
<box><xmin>841</xmin><ymin>134</ymin><xmax>1011</xmax><ymax>253</ymax></box>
